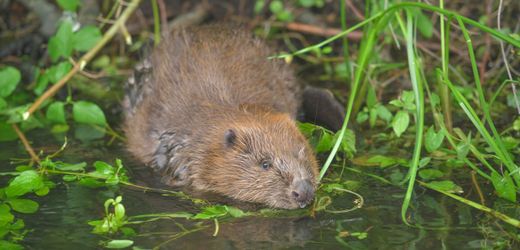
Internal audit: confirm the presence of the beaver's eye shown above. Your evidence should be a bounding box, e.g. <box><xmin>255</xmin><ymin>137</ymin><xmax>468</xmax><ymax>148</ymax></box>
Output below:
<box><xmin>260</xmin><ymin>160</ymin><xmax>271</xmax><ymax>170</ymax></box>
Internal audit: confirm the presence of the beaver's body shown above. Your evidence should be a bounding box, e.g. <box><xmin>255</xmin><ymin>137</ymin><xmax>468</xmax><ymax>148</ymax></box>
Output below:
<box><xmin>124</xmin><ymin>25</ymin><xmax>319</xmax><ymax>209</ymax></box>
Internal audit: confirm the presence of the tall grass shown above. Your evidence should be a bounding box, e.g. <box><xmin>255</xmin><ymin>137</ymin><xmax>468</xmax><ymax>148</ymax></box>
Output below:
<box><xmin>278</xmin><ymin>2</ymin><xmax>520</xmax><ymax>226</ymax></box>
<box><xmin>400</xmin><ymin>10</ymin><xmax>425</xmax><ymax>224</ymax></box>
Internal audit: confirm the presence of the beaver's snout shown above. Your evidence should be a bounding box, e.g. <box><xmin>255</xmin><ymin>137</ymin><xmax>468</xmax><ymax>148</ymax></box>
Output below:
<box><xmin>291</xmin><ymin>179</ymin><xmax>315</xmax><ymax>208</ymax></box>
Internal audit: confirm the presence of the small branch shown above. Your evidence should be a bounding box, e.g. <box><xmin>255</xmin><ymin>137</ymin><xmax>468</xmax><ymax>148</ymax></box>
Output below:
<box><xmin>23</xmin><ymin>0</ymin><xmax>143</xmax><ymax>120</ymax></box>
<box><xmin>285</xmin><ymin>22</ymin><xmax>363</xmax><ymax>40</ymax></box>
<box><xmin>12</xmin><ymin>124</ymin><xmax>41</xmax><ymax>164</ymax></box>
<box><xmin>345</xmin><ymin>0</ymin><xmax>365</xmax><ymax>20</ymax></box>
<box><xmin>470</xmin><ymin>171</ymin><xmax>486</xmax><ymax>205</ymax></box>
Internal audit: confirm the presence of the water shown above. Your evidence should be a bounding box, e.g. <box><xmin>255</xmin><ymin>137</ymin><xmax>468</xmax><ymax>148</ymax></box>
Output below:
<box><xmin>1</xmin><ymin>132</ymin><xmax>514</xmax><ymax>249</ymax></box>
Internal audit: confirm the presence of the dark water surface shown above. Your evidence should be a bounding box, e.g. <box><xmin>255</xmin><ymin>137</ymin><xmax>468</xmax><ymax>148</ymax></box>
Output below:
<box><xmin>0</xmin><ymin>132</ymin><xmax>510</xmax><ymax>250</ymax></box>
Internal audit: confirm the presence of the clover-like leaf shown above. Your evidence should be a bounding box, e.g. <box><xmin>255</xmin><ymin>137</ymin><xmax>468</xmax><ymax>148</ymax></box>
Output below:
<box><xmin>0</xmin><ymin>66</ymin><xmax>21</xmax><ymax>97</ymax></box>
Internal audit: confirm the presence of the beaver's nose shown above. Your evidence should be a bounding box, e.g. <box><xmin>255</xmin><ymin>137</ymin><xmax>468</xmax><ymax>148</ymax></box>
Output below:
<box><xmin>291</xmin><ymin>179</ymin><xmax>314</xmax><ymax>208</ymax></box>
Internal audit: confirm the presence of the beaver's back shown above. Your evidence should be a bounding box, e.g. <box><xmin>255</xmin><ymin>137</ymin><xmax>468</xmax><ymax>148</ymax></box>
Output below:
<box><xmin>154</xmin><ymin>25</ymin><xmax>299</xmax><ymax>116</ymax></box>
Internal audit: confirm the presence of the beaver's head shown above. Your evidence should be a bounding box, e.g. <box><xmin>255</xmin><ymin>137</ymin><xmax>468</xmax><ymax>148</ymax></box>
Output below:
<box><xmin>196</xmin><ymin>112</ymin><xmax>319</xmax><ymax>209</ymax></box>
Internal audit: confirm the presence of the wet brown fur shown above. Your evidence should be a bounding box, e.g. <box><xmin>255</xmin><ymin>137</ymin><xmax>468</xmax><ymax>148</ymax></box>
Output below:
<box><xmin>124</xmin><ymin>25</ymin><xmax>319</xmax><ymax>209</ymax></box>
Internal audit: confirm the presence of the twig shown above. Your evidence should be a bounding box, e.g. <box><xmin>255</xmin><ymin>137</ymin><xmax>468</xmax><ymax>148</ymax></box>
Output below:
<box><xmin>12</xmin><ymin>124</ymin><xmax>41</xmax><ymax>164</ymax></box>
<box><xmin>285</xmin><ymin>22</ymin><xmax>363</xmax><ymax>40</ymax></box>
<box><xmin>470</xmin><ymin>171</ymin><xmax>486</xmax><ymax>205</ymax></box>
<box><xmin>23</xmin><ymin>0</ymin><xmax>143</xmax><ymax>120</ymax></box>
<box><xmin>345</xmin><ymin>0</ymin><xmax>365</xmax><ymax>20</ymax></box>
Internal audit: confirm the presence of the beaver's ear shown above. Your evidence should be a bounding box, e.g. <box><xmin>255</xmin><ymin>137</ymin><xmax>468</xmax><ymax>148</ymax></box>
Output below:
<box><xmin>224</xmin><ymin>129</ymin><xmax>236</xmax><ymax>147</ymax></box>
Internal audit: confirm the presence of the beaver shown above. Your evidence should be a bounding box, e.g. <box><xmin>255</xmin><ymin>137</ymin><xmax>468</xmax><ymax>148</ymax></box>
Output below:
<box><xmin>123</xmin><ymin>25</ymin><xmax>320</xmax><ymax>209</ymax></box>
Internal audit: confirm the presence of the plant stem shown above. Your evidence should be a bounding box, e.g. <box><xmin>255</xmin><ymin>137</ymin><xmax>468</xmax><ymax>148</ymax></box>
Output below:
<box><xmin>151</xmin><ymin>0</ymin><xmax>161</xmax><ymax>45</ymax></box>
<box><xmin>12</xmin><ymin>124</ymin><xmax>41</xmax><ymax>164</ymax></box>
<box><xmin>439</xmin><ymin>0</ymin><xmax>453</xmax><ymax>132</ymax></box>
<box><xmin>456</xmin><ymin>17</ymin><xmax>519</xmax><ymax>185</ymax></box>
<box><xmin>419</xmin><ymin>181</ymin><xmax>520</xmax><ymax>228</ymax></box>
<box><xmin>401</xmin><ymin>10</ymin><xmax>425</xmax><ymax>225</ymax></box>
<box><xmin>23</xmin><ymin>0</ymin><xmax>143</xmax><ymax>120</ymax></box>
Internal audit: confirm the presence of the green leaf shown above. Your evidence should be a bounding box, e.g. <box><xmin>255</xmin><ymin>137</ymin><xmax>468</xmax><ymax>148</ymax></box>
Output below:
<box><xmin>114</xmin><ymin>204</ymin><xmax>125</xmax><ymax>220</ymax></box>
<box><xmin>105</xmin><ymin>175</ymin><xmax>120</xmax><ymax>185</ymax></box>
<box><xmin>92</xmin><ymin>55</ymin><xmax>110</xmax><ymax>69</ymax></box>
<box><xmin>74</xmin><ymin>124</ymin><xmax>105</xmax><ymax>141</ymax></box>
<box><xmin>0</xmin><ymin>97</ymin><xmax>6</xmax><ymax>110</ymax></box>
<box><xmin>297</xmin><ymin>122</ymin><xmax>316</xmax><ymax>137</ymax></box>
<box><xmin>424</xmin><ymin>126</ymin><xmax>445</xmax><ymax>152</ymax></box>
<box><xmin>46</xmin><ymin>101</ymin><xmax>66</xmax><ymax>124</ymax></box>
<box><xmin>0</xmin><ymin>66</ymin><xmax>21</xmax><ymax>97</ymax></box>
<box><xmin>368</xmin><ymin>155</ymin><xmax>394</xmax><ymax>168</ymax></box>
<box><xmin>51</xmin><ymin>124</ymin><xmax>70</xmax><ymax>134</ymax></box>
<box><xmin>5</xmin><ymin>170</ymin><xmax>44</xmax><ymax>198</ymax></box>
<box><xmin>315</xmin><ymin>131</ymin><xmax>333</xmax><ymax>153</ymax></box>
<box><xmin>391</xmin><ymin>110</ymin><xmax>409</xmax><ymax>137</ymax></box>
<box><xmin>193</xmin><ymin>205</ymin><xmax>228</xmax><ymax>219</ymax></box>
<box><xmin>356</xmin><ymin>111</ymin><xmax>368</xmax><ymax>123</ymax></box>
<box><xmin>376</xmin><ymin>105</ymin><xmax>392</xmax><ymax>122</ymax></box>
<box><xmin>254</xmin><ymin>0</ymin><xmax>265</xmax><ymax>14</ymax></box>
<box><xmin>0</xmin><ymin>204</ymin><xmax>14</xmax><ymax>226</ymax></box>
<box><xmin>72</xmin><ymin>26</ymin><xmax>102</xmax><ymax>51</ymax></box>
<box><xmin>10</xmin><ymin>218</ymin><xmax>25</xmax><ymax>230</ymax></box>
<box><xmin>418</xmin><ymin>169</ymin><xmax>444</xmax><ymax>180</ymax></box>
<box><xmin>276</xmin><ymin>10</ymin><xmax>293</xmax><ymax>22</ymax></box>
<box><xmin>401</xmin><ymin>93</ymin><xmax>416</xmax><ymax>111</ymax></box>
<box><xmin>94</xmin><ymin>161</ymin><xmax>114</xmax><ymax>175</ymax></box>
<box><xmin>491</xmin><ymin>171</ymin><xmax>516</xmax><ymax>202</ymax></box>
<box><xmin>78</xmin><ymin>178</ymin><xmax>105</xmax><ymax>188</ymax></box>
<box><xmin>369</xmin><ymin>108</ymin><xmax>377</xmax><ymax>127</ymax></box>
<box><xmin>105</xmin><ymin>239</ymin><xmax>133</xmax><ymax>249</ymax></box>
<box><xmin>321</xmin><ymin>46</ymin><xmax>332</xmax><ymax>54</ymax></box>
<box><xmin>269</xmin><ymin>0</ymin><xmax>283</xmax><ymax>13</ymax></box>
<box><xmin>56</xmin><ymin>0</ymin><xmax>80</xmax><ymax>11</ymax></box>
<box><xmin>7</xmin><ymin>198</ymin><xmax>39</xmax><ymax>213</ymax></box>
<box><xmin>34</xmin><ymin>72</ymin><xmax>50</xmax><ymax>95</ymax></box>
<box><xmin>0</xmin><ymin>241</ymin><xmax>23</xmax><ymax>250</ymax></box>
<box><xmin>35</xmin><ymin>186</ymin><xmax>50</xmax><ymax>196</ymax></box>
<box><xmin>456</xmin><ymin>140</ymin><xmax>470</xmax><ymax>160</ymax></box>
<box><xmin>55</xmin><ymin>162</ymin><xmax>87</xmax><ymax>171</ymax></box>
<box><xmin>427</xmin><ymin>180</ymin><xmax>463</xmax><ymax>193</ymax></box>
<box><xmin>366</xmin><ymin>155</ymin><xmax>406</xmax><ymax>168</ymax></box>
<box><xmin>62</xmin><ymin>175</ymin><xmax>77</xmax><ymax>182</ymax></box>
<box><xmin>366</xmin><ymin>85</ymin><xmax>377</xmax><ymax>108</ymax></box>
<box><xmin>430</xmin><ymin>93</ymin><xmax>440</xmax><ymax>107</ymax></box>
<box><xmin>416</xmin><ymin>10</ymin><xmax>433</xmax><ymax>38</ymax></box>
<box><xmin>389</xmin><ymin>99</ymin><xmax>403</xmax><ymax>108</ymax></box>
<box><xmin>226</xmin><ymin>206</ymin><xmax>246</xmax><ymax>218</ymax></box>
<box><xmin>56</xmin><ymin>162</ymin><xmax>86</xmax><ymax>171</ymax></box>
<box><xmin>336</xmin><ymin>129</ymin><xmax>356</xmax><ymax>157</ymax></box>
<box><xmin>299</xmin><ymin>0</ymin><xmax>315</xmax><ymax>7</ymax></box>
<box><xmin>48</xmin><ymin>21</ymin><xmax>73</xmax><ymax>61</ymax></box>
<box><xmin>47</xmin><ymin>61</ymin><xmax>72</xmax><ymax>83</ymax></box>
<box><xmin>120</xmin><ymin>227</ymin><xmax>136</xmax><ymax>237</ymax></box>
<box><xmin>72</xmin><ymin>101</ymin><xmax>107</xmax><ymax>126</ymax></box>
<box><xmin>418</xmin><ymin>157</ymin><xmax>431</xmax><ymax>168</ymax></box>
<box><xmin>0</xmin><ymin>122</ymin><xmax>18</xmax><ymax>142</ymax></box>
